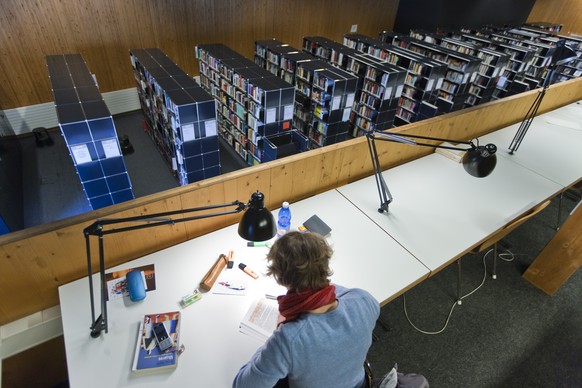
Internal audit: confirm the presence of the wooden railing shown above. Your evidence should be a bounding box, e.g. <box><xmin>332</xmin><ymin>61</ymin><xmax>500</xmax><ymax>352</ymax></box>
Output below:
<box><xmin>1</xmin><ymin>77</ymin><xmax>581</xmax><ymax>325</ymax></box>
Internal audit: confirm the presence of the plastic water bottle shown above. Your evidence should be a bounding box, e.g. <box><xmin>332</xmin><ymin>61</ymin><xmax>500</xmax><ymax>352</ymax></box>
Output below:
<box><xmin>277</xmin><ymin>201</ymin><xmax>291</xmax><ymax>238</ymax></box>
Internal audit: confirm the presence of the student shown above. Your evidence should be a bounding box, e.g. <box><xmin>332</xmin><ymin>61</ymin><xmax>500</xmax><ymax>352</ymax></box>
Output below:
<box><xmin>233</xmin><ymin>231</ymin><xmax>380</xmax><ymax>388</ymax></box>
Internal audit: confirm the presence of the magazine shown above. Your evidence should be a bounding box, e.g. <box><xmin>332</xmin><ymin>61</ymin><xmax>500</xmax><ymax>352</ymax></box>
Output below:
<box><xmin>132</xmin><ymin>311</ymin><xmax>181</xmax><ymax>373</ymax></box>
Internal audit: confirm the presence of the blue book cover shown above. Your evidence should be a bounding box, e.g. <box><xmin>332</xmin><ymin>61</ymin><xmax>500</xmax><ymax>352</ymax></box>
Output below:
<box><xmin>132</xmin><ymin>311</ymin><xmax>181</xmax><ymax>373</ymax></box>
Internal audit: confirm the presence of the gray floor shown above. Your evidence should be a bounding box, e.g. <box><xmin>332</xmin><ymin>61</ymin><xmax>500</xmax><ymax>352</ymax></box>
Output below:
<box><xmin>19</xmin><ymin>111</ymin><xmax>247</xmax><ymax>229</ymax></box>
<box><xmin>367</xmin><ymin>192</ymin><xmax>582</xmax><ymax>387</ymax></box>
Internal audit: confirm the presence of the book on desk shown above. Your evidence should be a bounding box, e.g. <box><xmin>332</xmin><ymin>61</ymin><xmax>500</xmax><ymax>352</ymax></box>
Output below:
<box><xmin>239</xmin><ymin>297</ymin><xmax>280</xmax><ymax>341</ymax></box>
<box><xmin>132</xmin><ymin>311</ymin><xmax>181</xmax><ymax>373</ymax></box>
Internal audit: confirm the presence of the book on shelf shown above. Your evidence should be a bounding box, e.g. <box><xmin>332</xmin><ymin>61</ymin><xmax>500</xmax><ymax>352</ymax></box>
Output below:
<box><xmin>239</xmin><ymin>297</ymin><xmax>281</xmax><ymax>342</ymax></box>
<box><xmin>105</xmin><ymin>264</ymin><xmax>156</xmax><ymax>301</ymax></box>
<box><xmin>132</xmin><ymin>311</ymin><xmax>181</xmax><ymax>373</ymax></box>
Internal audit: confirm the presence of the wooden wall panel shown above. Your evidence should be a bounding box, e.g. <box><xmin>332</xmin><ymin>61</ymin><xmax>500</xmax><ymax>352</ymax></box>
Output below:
<box><xmin>1</xmin><ymin>77</ymin><xmax>581</xmax><ymax>324</ymax></box>
<box><xmin>527</xmin><ymin>0</ymin><xmax>582</xmax><ymax>34</ymax></box>
<box><xmin>0</xmin><ymin>0</ymin><xmax>398</xmax><ymax>109</ymax></box>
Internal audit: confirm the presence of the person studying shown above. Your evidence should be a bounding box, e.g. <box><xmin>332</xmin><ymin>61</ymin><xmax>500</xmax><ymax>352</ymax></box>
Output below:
<box><xmin>232</xmin><ymin>231</ymin><xmax>379</xmax><ymax>388</ymax></box>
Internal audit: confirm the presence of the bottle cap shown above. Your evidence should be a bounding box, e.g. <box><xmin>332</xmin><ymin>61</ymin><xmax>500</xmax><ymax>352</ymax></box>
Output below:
<box><xmin>282</xmin><ymin>201</ymin><xmax>289</xmax><ymax>208</ymax></box>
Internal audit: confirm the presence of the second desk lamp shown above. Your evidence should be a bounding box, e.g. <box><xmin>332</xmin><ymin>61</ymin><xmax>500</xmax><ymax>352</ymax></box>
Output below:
<box><xmin>366</xmin><ymin>130</ymin><xmax>497</xmax><ymax>213</ymax></box>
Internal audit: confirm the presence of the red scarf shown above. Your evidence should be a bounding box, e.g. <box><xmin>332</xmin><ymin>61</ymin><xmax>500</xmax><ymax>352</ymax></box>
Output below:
<box><xmin>277</xmin><ymin>284</ymin><xmax>337</xmax><ymax>325</ymax></box>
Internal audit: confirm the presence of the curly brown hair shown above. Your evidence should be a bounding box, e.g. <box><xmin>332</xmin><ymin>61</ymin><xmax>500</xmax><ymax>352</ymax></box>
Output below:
<box><xmin>266</xmin><ymin>231</ymin><xmax>333</xmax><ymax>291</ymax></box>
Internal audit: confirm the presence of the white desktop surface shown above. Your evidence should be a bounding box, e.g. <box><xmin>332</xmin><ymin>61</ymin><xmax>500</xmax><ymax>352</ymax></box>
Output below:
<box><xmin>59</xmin><ymin>189</ymin><xmax>428</xmax><ymax>388</ymax></box>
<box><xmin>541</xmin><ymin>101</ymin><xmax>582</xmax><ymax>132</ymax></box>
<box><xmin>479</xmin><ymin>107</ymin><xmax>582</xmax><ymax>188</ymax></box>
<box><xmin>337</xmin><ymin>153</ymin><xmax>563</xmax><ymax>273</ymax></box>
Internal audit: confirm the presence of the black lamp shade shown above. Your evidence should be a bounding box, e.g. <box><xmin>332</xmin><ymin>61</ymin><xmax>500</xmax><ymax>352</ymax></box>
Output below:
<box><xmin>238</xmin><ymin>191</ymin><xmax>276</xmax><ymax>241</ymax></box>
<box><xmin>462</xmin><ymin>144</ymin><xmax>497</xmax><ymax>178</ymax></box>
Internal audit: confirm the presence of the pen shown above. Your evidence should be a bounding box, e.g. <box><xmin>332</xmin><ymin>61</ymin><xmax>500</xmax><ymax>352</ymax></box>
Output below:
<box><xmin>239</xmin><ymin>263</ymin><xmax>259</xmax><ymax>279</ymax></box>
<box><xmin>265</xmin><ymin>294</ymin><xmax>278</xmax><ymax>300</ymax></box>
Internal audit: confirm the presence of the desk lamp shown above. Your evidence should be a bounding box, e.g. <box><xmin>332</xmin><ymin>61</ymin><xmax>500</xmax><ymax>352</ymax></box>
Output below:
<box><xmin>84</xmin><ymin>191</ymin><xmax>276</xmax><ymax>338</ymax></box>
<box><xmin>509</xmin><ymin>39</ymin><xmax>578</xmax><ymax>154</ymax></box>
<box><xmin>366</xmin><ymin>131</ymin><xmax>497</xmax><ymax>213</ymax></box>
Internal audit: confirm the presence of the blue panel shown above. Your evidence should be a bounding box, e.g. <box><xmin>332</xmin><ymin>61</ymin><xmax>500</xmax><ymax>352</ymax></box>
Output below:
<box><xmin>168</xmin><ymin>89</ymin><xmax>194</xmax><ymax>106</ymax></box>
<box><xmin>204</xmin><ymin>165</ymin><xmax>221</xmax><ymax>179</ymax></box>
<box><xmin>94</xmin><ymin>139</ymin><xmax>121</xmax><ymax>160</ymax></box>
<box><xmin>106</xmin><ymin>173</ymin><xmax>131</xmax><ymax>192</ymax></box>
<box><xmin>198</xmin><ymin>101</ymin><xmax>216</xmax><ymax>121</ymax></box>
<box><xmin>0</xmin><ymin>215</ymin><xmax>10</xmax><ymax>235</ymax></box>
<box><xmin>77</xmin><ymin>161</ymin><xmax>104</xmax><ymax>181</ymax></box>
<box><xmin>50</xmin><ymin>74</ymin><xmax>75</xmax><ymax>90</ymax></box>
<box><xmin>84</xmin><ymin>178</ymin><xmax>109</xmax><ymax>198</ymax></box>
<box><xmin>201</xmin><ymin>136</ymin><xmax>219</xmax><ymax>153</ymax></box>
<box><xmin>85</xmin><ymin>143</ymin><xmax>99</xmax><ymax>161</ymax></box>
<box><xmin>90</xmin><ymin>194</ymin><xmax>113</xmax><ymax>210</ymax></box>
<box><xmin>178</xmin><ymin>105</ymin><xmax>197</xmax><ymax>124</ymax></box>
<box><xmin>262</xmin><ymin>139</ymin><xmax>277</xmax><ymax>162</ymax></box>
<box><xmin>194</xmin><ymin>122</ymin><xmax>203</xmax><ymax>139</ymax></box>
<box><xmin>53</xmin><ymin>88</ymin><xmax>80</xmax><ymax>105</ymax></box>
<box><xmin>101</xmin><ymin>157</ymin><xmax>126</xmax><ymax>175</ymax></box>
<box><xmin>182</xmin><ymin>139</ymin><xmax>202</xmax><ymax>156</ymax></box>
<box><xmin>61</xmin><ymin>122</ymin><xmax>92</xmax><ymax>145</ymax></box>
<box><xmin>93</xmin><ymin>140</ymin><xmax>106</xmax><ymax>159</ymax></box>
<box><xmin>183</xmin><ymin>154</ymin><xmax>202</xmax><ymax>173</ymax></box>
<box><xmin>83</xmin><ymin>101</ymin><xmax>110</xmax><ymax>120</ymax></box>
<box><xmin>76</xmin><ymin>86</ymin><xmax>102</xmax><ymax>102</ymax></box>
<box><xmin>186</xmin><ymin>170</ymin><xmax>205</xmax><ymax>183</ymax></box>
<box><xmin>57</xmin><ymin>103</ymin><xmax>85</xmax><ymax>124</ymax></box>
<box><xmin>88</xmin><ymin>118</ymin><xmax>116</xmax><ymax>140</ymax></box>
<box><xmin>203</xmin><ymin>150</ymin><xmax>220</xmax><ymax>167</ymax></box>
<box><xmin>111</xmin><ymin>189</ymin><xmax>134</xmax><ymax>203</ymax></box>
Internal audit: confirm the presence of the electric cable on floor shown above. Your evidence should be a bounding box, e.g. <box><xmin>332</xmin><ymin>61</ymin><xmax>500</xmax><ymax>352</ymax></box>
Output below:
<box><xmin>403</xmin><ymin>247</ymin><xmax>514</xmax><ymax>335</ymax></box>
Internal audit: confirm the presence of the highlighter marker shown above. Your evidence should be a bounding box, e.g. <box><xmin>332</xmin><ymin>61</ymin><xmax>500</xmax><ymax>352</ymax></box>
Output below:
<box><xmin>238</xmin><ymin>263</ymin><xmax>259</xmax><ymax>279</ymax></box>
<box><xmin>247</xmin><ymin>241</ymin><xmax>271</xmax><ymax>247</ymax></box>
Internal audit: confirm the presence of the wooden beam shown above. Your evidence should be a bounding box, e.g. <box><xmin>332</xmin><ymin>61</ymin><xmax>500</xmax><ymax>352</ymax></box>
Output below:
<box><xmin>523</xmin><ymin>199</ymin><xmax>582</xmax><ymax>295</ymax></box>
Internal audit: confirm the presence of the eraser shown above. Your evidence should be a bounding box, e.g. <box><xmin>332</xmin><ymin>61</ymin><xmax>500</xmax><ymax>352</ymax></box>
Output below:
<box><xmin>180</xmin><ymin>289</ymin><xmax>202</xmax><ymax>308</ymax></box>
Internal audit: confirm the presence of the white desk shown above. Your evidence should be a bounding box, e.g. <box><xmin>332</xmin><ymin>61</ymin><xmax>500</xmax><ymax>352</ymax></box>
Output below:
<box><xmin>337</xmin><ymin>153</ymin><xmax>563</xmax><ymax>273</ymax></box>
<box><xmin>59</xmin><ymin>189</ymin><xmax>428</xmax><ymax>388</ymax></box>
<box><xmin>479</xmin><ymin>105</ymin><xmax>582</xmax><ymax>188</ymax></box>
<box><xmin>540</xmin><ymin>101</ymin><xmax>582</xmax><ymax>132</ymax></box>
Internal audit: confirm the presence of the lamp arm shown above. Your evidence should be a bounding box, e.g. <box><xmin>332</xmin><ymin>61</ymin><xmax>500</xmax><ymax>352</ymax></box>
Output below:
<box><xmin>84</xmin><ymin>200</ymin><xmax>246</xmax><ymax>236</ymax></box>
<box><xmin>366</xmin><ymin>134</ymin><xmax>393</xmax><ymax>213</ymax></box>
<box><xmin>371</xmin><ymin>131</ymin><xmax>475</xmax><ymax>150</ymax></box>
<box><xmin>507</xmin><ymin>37</ymin><xmax>578</xmax><ymax>154</ymax></box>
<box><xmin>85</xmin><ymin>199</ymin><xmax>247</xmax><ymax>337</ymax></box>
<box><xmin>366</xmin><ymin>130</ymin><xmax>492</xmax><ymax>213</ymax></box>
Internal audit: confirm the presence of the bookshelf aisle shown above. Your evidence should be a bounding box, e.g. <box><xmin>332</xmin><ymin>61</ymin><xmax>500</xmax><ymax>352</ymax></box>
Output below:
<box><xmin>390</xmin><ymin>35</ymin><xmax>482</xmax><ymax>114</ymax></box>
<box><xmin>130</xmin><ymin>48</ymin><xmax>220</xmax><ymax>185</ymax></box>
<box><xmin>437</xmin><ymin>37</ymin><xmax>510</xmax><ymax>107</ymax></box>
<box><xmin>46</xmin><ymin>54</ymin><xmax>134</xmax><ymax>210</ymax></box>
<box><xmin>196</xmin><ymin>43</ymin><xmax>304</xmax><ymax>165</ymax></box>
<box><xmin>302</xmin><ymin>36</ymin><xmax>406</xmax><ymax>136</ymax></box>
<box><xmin>255</xmin><ymin>39</ymin><xmax>358</xmax><ymax>148</ymax></box>
<box><xmin>344</xmin><ymin>33</ymin><xmax>447</xmax><ymax>126</ymax></box>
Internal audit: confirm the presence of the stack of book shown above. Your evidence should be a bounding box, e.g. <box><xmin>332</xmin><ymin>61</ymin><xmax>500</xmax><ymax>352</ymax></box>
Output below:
<box><xmin>239</xmin><ymin>298</ymin><xmax>280</xmax><ymax>342</ymax></box>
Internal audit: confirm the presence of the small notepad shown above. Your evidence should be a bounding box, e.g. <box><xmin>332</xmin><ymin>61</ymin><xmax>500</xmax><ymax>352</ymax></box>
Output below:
<box><xmin>303</xmin><ymin>215</ymin><xmax>332</xmax><ymax>236</ymax></box>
